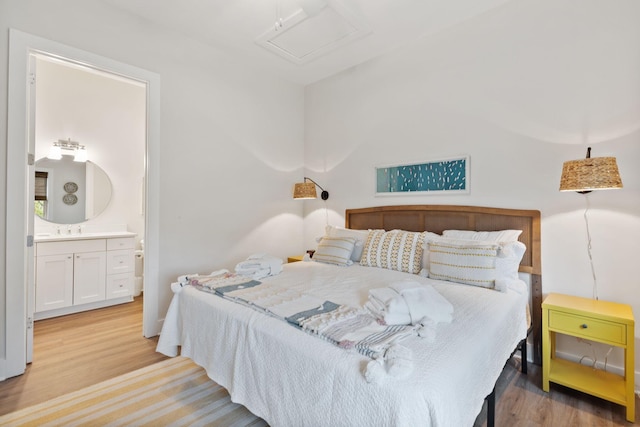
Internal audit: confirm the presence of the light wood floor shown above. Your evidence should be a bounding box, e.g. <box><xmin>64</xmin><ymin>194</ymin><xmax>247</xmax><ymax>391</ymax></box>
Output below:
<box><xmin>474</xmin><ymin>358</ymin><xmax>638</xmax><ymax>426</ymax></box>
<box><xmin>0</xmin><ymin>296</ymin><xmax>167</xmax><ymax>415</ymax></box>
<box><xmin>1</xmin><ymin>298</ymin><xmax>637</xmax><ymax>425</ymax></box>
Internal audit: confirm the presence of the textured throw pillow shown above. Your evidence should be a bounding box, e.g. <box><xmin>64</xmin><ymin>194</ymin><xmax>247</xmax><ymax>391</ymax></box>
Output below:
<box><xmin>325</xmin><ymin>225</ymin><xmax>370</xmax><ymax>262</ymax></box>
<box><xmin>427</xmin><ymin>239</ymin><xmax>500</xmax><ymax>288</ymax></box>
<box><xmin>360</xmin><ymin>230</ymin><xmax>425</xmax><ymax>274</ymax></box>
<box><xmin>313</xmin><ymin>236</ymin><xmax>356</xmax><ymax>266</ymax></box>
<box><xmin>442</xmin><ymin>229</ymin><xmax>522</xmax><ymax>242</ymax></box>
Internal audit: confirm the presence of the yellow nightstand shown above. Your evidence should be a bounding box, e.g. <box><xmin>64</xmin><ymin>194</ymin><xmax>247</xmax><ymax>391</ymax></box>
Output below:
<box><xmin>542</xmin><ymin>293</ymin><xmax>635</xmax><ymax>422</ymax></box>
<box><xmin>287</xmin><ymin>255</ymin><xmax>305</xmax><ymax>263</ymax></box>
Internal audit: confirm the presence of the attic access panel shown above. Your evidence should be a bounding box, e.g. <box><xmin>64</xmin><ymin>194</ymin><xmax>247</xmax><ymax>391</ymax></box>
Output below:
<box><xmin>256</xmin><ymin>3</ymin><xmax>370</xmax><ymax>65</ymax></box>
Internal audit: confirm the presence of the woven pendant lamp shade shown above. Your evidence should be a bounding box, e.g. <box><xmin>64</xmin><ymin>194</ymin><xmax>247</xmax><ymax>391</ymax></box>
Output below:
<box><xmin>559</xmin><ymin>156</ymin><xmax>623</xmax><ymax>192</ymax></box>
<box><xmin>293</xmin><ymin>182</ymin><xmax>317</xmax><ymax>199</ymax></box>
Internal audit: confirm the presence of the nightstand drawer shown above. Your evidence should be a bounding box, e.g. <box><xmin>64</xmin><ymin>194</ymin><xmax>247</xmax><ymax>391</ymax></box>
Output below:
<box><xmin>548</xmin><ymin>311</ymin><xmax>626</xmax><ymax>345</ymax></box>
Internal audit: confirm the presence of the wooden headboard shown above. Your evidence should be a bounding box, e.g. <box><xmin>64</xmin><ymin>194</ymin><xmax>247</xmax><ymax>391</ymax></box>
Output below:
<box><xmin>345</xmin><ymin>205</ymin><xmax>542</xmax><ymax>364</ymax></box>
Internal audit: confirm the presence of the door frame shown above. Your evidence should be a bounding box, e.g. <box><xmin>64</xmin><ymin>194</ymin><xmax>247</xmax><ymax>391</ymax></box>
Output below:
<box><xmin>4</xmin><ymin>29</ymin><xmax>161</xmax><ymax>379</ymax></box>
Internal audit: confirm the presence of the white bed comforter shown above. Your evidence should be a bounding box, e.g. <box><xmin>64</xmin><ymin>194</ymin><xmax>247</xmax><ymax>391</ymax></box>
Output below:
<box><xmin>157</xmin><ymin>261</ymin><xmax>528</xmax><ymax>427</ymax></box>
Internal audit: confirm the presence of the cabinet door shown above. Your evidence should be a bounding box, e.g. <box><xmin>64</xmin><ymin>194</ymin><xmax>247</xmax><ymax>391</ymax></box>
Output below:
<box><xmin>73</xmin><ymin>251</ymin><xmax>107</xmax><ymax>305</ymax></box>
<box><xmin>35</xmin><ymin>254</ymin><xmax>74</xmax><ymax>312</ymax></box>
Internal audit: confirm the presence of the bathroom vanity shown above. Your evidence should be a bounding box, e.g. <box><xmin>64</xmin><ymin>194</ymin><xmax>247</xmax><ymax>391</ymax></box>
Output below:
<box><xmin>34</xmin><ymin>231</ymin><xmax>136</xmax><ymax>320</ymax></box>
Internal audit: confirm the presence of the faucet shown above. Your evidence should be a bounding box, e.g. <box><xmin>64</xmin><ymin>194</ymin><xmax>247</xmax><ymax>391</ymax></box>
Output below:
<box><xmin>67</xmin><ymin>224</ymin><xmax>72</xmax><ymax>235</ymax></box>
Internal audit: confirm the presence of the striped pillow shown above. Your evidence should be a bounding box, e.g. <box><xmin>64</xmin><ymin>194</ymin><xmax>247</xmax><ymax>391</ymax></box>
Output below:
<box><xmin>427</xmin><ymin>240</ymin><xmax>499</xmax><ymax>288</ymax></box>
<box><xmin>360</xmin><ymin>230</ymin><xmax>424</xmax><ymax>274</ymax></box>
<box><xmin>313</xmin><ymin>236</ymin><xmax>357</xmax><ymax>266</ymax></box>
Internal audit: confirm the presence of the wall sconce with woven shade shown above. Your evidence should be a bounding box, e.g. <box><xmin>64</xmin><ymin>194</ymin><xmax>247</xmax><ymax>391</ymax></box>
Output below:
<box><xmin>559</xmin><ymin>147</ymin><xmax>623</xmax><ymax>193</ymax></box>
<box><xmin>293</xmin><ymin>177</ymin><xmax>329</xmax><ymax>200</ymax></box>
<box><xmin>559</xmin><ymin>147</ymin><xmax>623</xmax><ymax>300</ymax></box>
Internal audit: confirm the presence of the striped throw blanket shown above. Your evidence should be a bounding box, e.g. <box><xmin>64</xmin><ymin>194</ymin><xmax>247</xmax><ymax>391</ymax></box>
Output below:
<box><xmin>189</xmin><ymin>273</ymin><xmax>417</xmax><ymax>360</ymax></box>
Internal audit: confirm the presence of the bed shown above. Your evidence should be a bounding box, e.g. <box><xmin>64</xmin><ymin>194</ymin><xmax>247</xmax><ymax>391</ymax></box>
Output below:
<box><xmin>157</xmin><ymin>205</ymin><xmax>542</xmax><ymax>426</ymax></box>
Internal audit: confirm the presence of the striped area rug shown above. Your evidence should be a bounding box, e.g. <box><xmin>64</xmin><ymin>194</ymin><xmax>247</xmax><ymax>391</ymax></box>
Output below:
<box><xmin>0</xmin><ymin>357</ymin><xmax>267</xmax><ymax>426</ymax></box>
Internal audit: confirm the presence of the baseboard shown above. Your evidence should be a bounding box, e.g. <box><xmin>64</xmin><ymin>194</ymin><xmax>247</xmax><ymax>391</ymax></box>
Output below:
<box><xmin>34</xmin><ymin>296</ymin><xmax>134</xmax><ymax>320</ymax></box>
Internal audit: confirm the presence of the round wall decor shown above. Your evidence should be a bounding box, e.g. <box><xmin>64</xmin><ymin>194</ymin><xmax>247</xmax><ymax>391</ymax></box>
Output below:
<box><xmin>64</xmin><ymin>182</ymin><xmax>79</xmax><ymax>193</ymax></box>
<box><xmin>63</xmin><ymin>194</ymin><xmax>78</xmax><ymax>205</ymax></box>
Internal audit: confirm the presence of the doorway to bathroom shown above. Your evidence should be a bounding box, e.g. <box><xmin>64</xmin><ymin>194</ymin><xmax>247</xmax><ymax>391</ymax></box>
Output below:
<box><xmin>28</xmin><ymin>53</ymin><xmax>147</xmax><ymax>360</ymax></box>
<box><xmin>5</xmin><ymin>30</ymin><xmax>161</xmax><ymax>379</ymax></box>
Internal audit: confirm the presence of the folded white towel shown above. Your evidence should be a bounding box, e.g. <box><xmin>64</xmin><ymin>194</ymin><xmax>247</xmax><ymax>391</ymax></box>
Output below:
<box><xmin>236</xmin><ymin>261</ymin><xmax>267</xmax><ymax>269</ymax></box>
<box><xmin>368</xmin><ymin>287</ymin><xmax>398</xmax><ymax>306</ymax></box>
<box><xmin>235</xmin><ymin>266</ymin><xmax>273</xmax><ymax>280</ymax></box>
<box><xmin>367</xmin><ymin>281</ymin><xmax>454</xmax><ymax>327</ymax></box>
<box><xmin>365</xmin><ymin>298</ymin><xmax>386</xmax><ymax>315</ymax></box>
<box><xmin>388</xmin><ymin>280</ymin><xmax>429</xmax><ymax>294</ymax></box>
<box><xmin>235</xmin><ymin>254</ymin><xmax>283</xmax><ymax>279</ymax></box>
<box><xmin>384</xmin><ymin>294</ymin><xmax>411</xmax><ymax>325</ymax></box>
<box><xmin>397</xmin><ymin>286</ymin><xmax>453</xmax><ymax>325</ymax></box>
<box><xmin>383</xmin><ymin>310</ymin><xmax>412</xmax><ymax>326</ymax></box>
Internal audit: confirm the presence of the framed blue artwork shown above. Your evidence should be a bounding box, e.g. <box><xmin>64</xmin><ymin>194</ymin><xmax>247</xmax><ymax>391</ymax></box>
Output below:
<box><xmin>375</xmin><ymin>156</ymin><xmax>470</xmax><ymax>196</ymax></box>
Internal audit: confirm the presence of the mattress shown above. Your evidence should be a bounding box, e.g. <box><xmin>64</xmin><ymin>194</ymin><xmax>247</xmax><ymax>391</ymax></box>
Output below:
<box><xmin>157</xmin><ymin>261</ymin><xmax>528</xmax><ymax>426</ymax></box>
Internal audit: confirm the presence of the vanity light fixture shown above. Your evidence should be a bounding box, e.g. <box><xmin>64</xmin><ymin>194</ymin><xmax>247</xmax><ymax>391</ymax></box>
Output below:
<box><xmin>47</xmin><ymin>139</ymin><xmax>88</xmax><ymax>162</ymax></box>
<box><xmin>293</xmin><ymin>177</ymin><xmax>329</xmax><ymax>200</ymax></box>
<box><xmin>559</xmin><ymin>147</ymin><xmax>623</xmax><ymax>300</ymax></box>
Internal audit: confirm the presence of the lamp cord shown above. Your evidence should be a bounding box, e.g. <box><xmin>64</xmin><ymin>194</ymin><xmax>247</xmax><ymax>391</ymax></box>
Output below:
<box><xmin>583</xmin><ymin>194</ymin><xmax>598</xmax><ymax>300</ymax></box>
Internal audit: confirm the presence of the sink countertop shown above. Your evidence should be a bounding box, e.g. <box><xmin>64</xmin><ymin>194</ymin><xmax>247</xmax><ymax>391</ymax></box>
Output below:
<box><xmin>34</xmin><ymin>231</ymin><xmax>137</xmax><ymax>243</ymax></box>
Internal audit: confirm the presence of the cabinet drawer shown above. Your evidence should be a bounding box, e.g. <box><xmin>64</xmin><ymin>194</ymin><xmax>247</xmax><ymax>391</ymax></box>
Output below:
<box><xmin>106</xmin><ymin>272</ymin><xmax>133</xmax><ymax>298</ymax></box>
<box><xmin>107</xmin><ymin>249</ymin><xmax>134</xmax><ymax>274</ymax></box>
<box><xmin>107</xmin><ymin>237</ymin><xmax>135</xmax><ymax>251</ymax></box>
<box><xmin>37</xmin><ymin>239</ymin><xmax>105</xmax><ymax>256</ymax></box>
<box><xmin>548</xmin><ymin>310</ymin><xmax>626</xmax><ymax>345</ymax></box>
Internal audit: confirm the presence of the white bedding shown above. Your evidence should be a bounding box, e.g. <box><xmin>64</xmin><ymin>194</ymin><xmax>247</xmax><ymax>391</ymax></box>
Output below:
<box><xmin>157</xmin><ymin>261</ymin><xmax>528</xmax><ymax>427</ymax></box>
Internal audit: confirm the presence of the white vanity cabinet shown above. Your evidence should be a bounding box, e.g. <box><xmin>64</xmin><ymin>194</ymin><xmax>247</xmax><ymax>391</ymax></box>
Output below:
<box><xmin>34</xmin><ymin>233</ymin><xmax>136</xmax><ymax>319</ymax></box>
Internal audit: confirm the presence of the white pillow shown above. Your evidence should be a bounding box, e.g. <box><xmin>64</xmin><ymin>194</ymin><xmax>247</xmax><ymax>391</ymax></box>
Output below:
<box><xmin>360</xmin><ymin>230</ymin><xmax>425</xmax><ymax>274</ymax></box>
<box><xmin>495</xmin><ymin>240</ymin><xmax>526</xmax><ymax>281</ymax></box>
<box><xmin>442</xmin><ymin>229</ymin><xmax>522</xmax><ymax>242</ymax></box>
<box><xmin>313</xmin><ymin>236</ymin><xmax>356</xmax><ymax>267</ymax></box>
<box><xmin>325</xmin><ymin>225</ymin><xmax>370</xmax><ymax>262</ymax></box>
<box><xmin>427</xmin><ymin>239</ymin><xmax>500</xmax><ymax>289</ymax></box>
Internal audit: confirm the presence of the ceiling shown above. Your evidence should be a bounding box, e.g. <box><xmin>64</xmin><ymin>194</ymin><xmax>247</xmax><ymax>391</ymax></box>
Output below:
<box><xmin>101</xmin><ymin>0</ymin><xmax>511</xmax><ymax>85</ymax></box>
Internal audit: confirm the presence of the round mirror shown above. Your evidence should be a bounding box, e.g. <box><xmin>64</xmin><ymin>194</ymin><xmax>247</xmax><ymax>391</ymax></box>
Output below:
<box><xmin>35</xmin><ymin>156</ymin><xmax>112</xmax><ymax>224</ymax></box>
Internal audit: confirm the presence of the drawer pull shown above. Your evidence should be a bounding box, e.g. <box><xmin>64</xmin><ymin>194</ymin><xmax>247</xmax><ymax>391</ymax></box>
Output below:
<box><xmin>580</xmin><ymin>324</ymin><xmax>588</xmax><ymax>329</ymax></box>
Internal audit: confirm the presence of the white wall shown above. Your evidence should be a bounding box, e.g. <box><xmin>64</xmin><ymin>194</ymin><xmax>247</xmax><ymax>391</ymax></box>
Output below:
<box><xmin>0</xmin><ymin>0</ymin><xmax>304</xmax><ymax>365</ymax></box>
<box><xmin>33</xmin><ymin>57</ymin><xmax>146</xmax><ymax>238</ymax></box>
<box><xmin>303</xmin><ymin>0</ymin><xmax>640</xmax><ymax>381</ymax></box>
